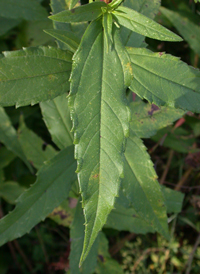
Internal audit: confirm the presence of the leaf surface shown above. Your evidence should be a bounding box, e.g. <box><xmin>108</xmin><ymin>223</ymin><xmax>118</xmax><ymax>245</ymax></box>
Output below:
<box><xmin>130</xmin><ymin>100</ymin><xmax>185</xmax><ymax>138</ymax></box>
<box><xmin>44</xmin><ymin>29</ymin><xmax>80</xmax><ymax>52</ymax></box>
<box><xmin>0</xmin><ymin>0</ymin><xmax>47</xmax><ymax>21</ymax></box>
<box><xmin>69</xmin><ymin>20</ymin><xmax>130</xmax><ymax>263</ymax></box>
<box><xmin>18</xmin><ymin>117</ymin><xmax>57</xmax><ymax>169</ymax></box>
<box><xmin>161</xmin><ymin>186</ymin><xmax>184</xmax><ymax>214</ymax></box>
<box><xmin>49</xmin><ymin>2</ymin><xmax>106</xmax><ymax>23</ymax></box>
<box><xmin>40</xmin><ymin>93</ymin><xmax>73</xmax><ymax>150</ymax></box>
<box><xmin>123</xmin><ymin>132</ymin><xmax>169</xmax><ymax>238</ymax></box>
<box><xmin>69</xmin><ymin>201</ymin><xmax>99</xmax><ymax>274</ymax></box>
<box><xmin>0</xmin><ymin>182</ymin><xmax>25</xmax><ymax>204</ymax></box>
<box><xmin>0</xmin><ymin>146</ymin><xmax>76</xmax><ymax>246</ymax></box>
<box><xmin>160</xmin><ymin>7</ymin><xmax>200</xmax><ymax>56</ymax></box>
<box><xmin>0</xmin><ymin>147</ymin><xmax>16</xmax><ymax>169</ymax></box>
<box><xmin>95</xmin><ymin>233</ymin><xmax>123</xmax><ymax>274</ymax></box>
<box><xmin>0</xmin><ymin>107</ymin><xmax>32</xmax><ymax>171</ymax></box>
<box><xmin>0</xmin><ymin>47</ymin><xmax>72</xmax><ymax>107</ymax></box>
<box><xmin>0</xmin><ymin>17</ymin><xmax>21</xmax><ymax>36</ymax></box>
<box><xmin>113</xmin><ymin>6</ymin><xmax>182</xmax><ymax>41</ymax></box>
<box><xmin>121</xmin><ymin>0</ymin><xmax>161</xmax><ymax>47</ymax></box>
<box><xmin>128</xmin><ymin>48</ymin><xmax>200</xmax><ymax>112</ymax></box>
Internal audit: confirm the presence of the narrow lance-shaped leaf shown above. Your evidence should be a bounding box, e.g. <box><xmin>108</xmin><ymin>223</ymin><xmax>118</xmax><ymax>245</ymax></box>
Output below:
<box><xmin>0</xmin><ymin>107</ymin><xmax>32</xmax><ymax>172</ymax></box>
<box><xmin>128</xmin><ymin>48</ymin><xmax>200</xmax><ymax>113</ymax></box>
<box><xmin>69</xmin><ymin>200</ymin><xmax>99</xmax><ymax>274</ymax></box>
<box><xmin>123</xmin><ymin>131</ymin><xmax>169</xmax><ymax>239</ymax></box>
<box><xmin>49</xmin><ymin>2</ymin><xmax>107</xmax><ymax>23</ymax></box>
<box><xmin>160</xmin><ymin>7</ymin><xmax>200</xmax><ymax>56</ymax></box>
<box><xmin>0</xmin><ymin>146</ymin><xmax>76</xmax><ymax>246</ymax></box>
<box><xmin>18</xmin><ymin>116</ymin><xmax>57</xmax><ymax>169</ymax></box>
<box><xmin>113</xmin><ymin>6</ymin><xmax>182</xmax><ymax>41</ymax></box>
<box><xmin>44</xmin><ymin>29</ymin><xmax>80</xmax><ymax>53</ymax></box>
<box><xmin>0</xmin><ymin>47</ymin><xmax>72</xmax><ymax>107</ymax></box>
<box><xmin>69</xmin><ymin>20</ymin><xmax>130</xmax><ymax>263</ymax></box>
<box><xmin>40</xmin><ymin>93</ymin><xmax>73</xmax><ymax>150</ymax></box>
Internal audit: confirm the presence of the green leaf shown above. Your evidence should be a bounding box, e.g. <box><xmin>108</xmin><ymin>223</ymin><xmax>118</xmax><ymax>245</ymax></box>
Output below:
<box><xmin>106</xmin><ymin>196</ymin><xmax>155</xmax><ymax>234</ymax></box>
<box><xmin>69</xmin><ymin>0</ymin><xmax>79</xmax><ymax>10</ymax></box>
<box><xmin>44</xmin><ymin>29</ymin><xmax>80</xmax><ymax>52</ymax></box>
<box><xmin>123</xmin><ymin>132</ymin><xmax>169</xmax><ymax>238</ymax></box>
<box><xmin>120</xmin><ymin>0</ymin><xmax>161</xmax><ymax>47</ymax></box>
<box><xmin>130</xmin><ymin>100</ymin><xmax>185</xmax><ymax>138</ymax></box>
<box><xmin>0</xmin><ymin>46</ymin><xmax>72</xmax><ymax>107</ymax></box>
<box><xmin>113</xmin><ymin>6</ymin><xmax>182</xmax><ymax>41</ymax></box>
<box><xmin>128</xmin><ymin>48</ymin><xmax>200</xmax><ymax>112</ymax></box>
<box><xmin>69</xmin><ymin>200</ymin><xmax>99</xmax><ymax>273</ymax></box>
<box><xmin>40</xmin><ymin>93</ymin><xmax>73</xmax><ymax>150</ymax></box>
<box><xmin>0</xmin><ymin>107</ymin><xmax>32</xmax><ymax>171</ymax></box>
<box><xmin>95</xmin><ymin>233</ymin><xmax>123</xmax><ymax>274</ymax></box>
<box><xmin>151</xmin><ymin>127</ymin><xmax>195</xmax><ymax>153</ymax></box>
<box><xmin>102</xmin><ymin>13</ymin><xmax>113</xmax><ymax>52</ymax></box>
<box><xmin>50</xmin><ymin>0</ymin><xmax>87</xmax><ymax>48</ymax></box>
<box><xmin>0</xmin><ymin>147</ymin><xmax>16</xmax><ymax>169</ymax></box>
<box><xmin>160</xmin><ymin>7</ymin><xmax>200</xmax><ymax>56</ymax></box>
<box><xmin>0</xmin><ymin>0</ymin><xmax>47</xmax><ymax>21</ymax></box>
<box><xmin>69</xmin><ymin>20</ymin><xmax>130</xmax><ymax>263</ymax></box>
<box><xmin>0</xmin><ymin>17</ymin><xmax>21</xmax><ymax>36</ymax></box>
<box><xmin>49</xmin><ymin>2</ymin><xmax>106</xmax><ymax>23</ymax></box>
<box><xmin>0</xmin><ymin>181</ymin><xmax>25</xmax><ymax>204</ymax></box>
<box><xmin>18</xmin><ymin>116</ymin><xmax>57</xmax><ymax>169</ymax></box>
<box><xmin>0</xmin><ymin>146</ymin><xmax>76</xmax><ymax>246</ymax></box>
<box><xmin>161</xmin><ymin>186</ymin><xmax>184</xmax><ymax>214</ymax></box>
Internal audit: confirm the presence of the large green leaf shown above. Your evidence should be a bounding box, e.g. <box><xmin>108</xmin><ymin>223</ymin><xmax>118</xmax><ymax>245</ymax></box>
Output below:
<box><xmin>49</xmin><ymin>2</ymin><xmax>106</xmax><ymax>23</ymax></box>
<box><xmin>69</xmin><ymin>201</ymin><xmax>99</xmax><ymax>273</ymax></box>
<box><xmin>0</xmin><ymin>107</ymin><xmax>32</xmax><ymax>171</ymax></box>
<box><xmin>130</xmin><ymin>100</ymin><xmax>185</xmax><ymax>138</ymax></box>
<box><xmin>0</xmin><ymin>0</ymin><xmax>47</xmax><ymax>21</ymax></box>
<box><xmin>128</xmin><ymin>48</ymin><xmax>200</xmax><ymax>112</ymax></box>
<box><xmin>0</xmin><ymin>146</ymin><xmax>76</xmax><ymax>246</ymax></box>
<box><xmin>69</xmin><ymin>20</ymin><xmax>130</xmax><ymax>263</ymax></box>
<box><xmin>0</xmin><ymin>47</ymin><xmax>72</xmax><ymax>107</ymax></box>
<box><xmin>40</xmin><ymin>93</ymin><xmax>73</xmax><ymax>150</ymax></box>
<box><xmin>123</xmin><ymin>132</ymin><xmax>169</xmax><ymax>238</ymax></box>
<box><xmin>18</xmin><ymin>117</ymin><xmax>57</xmax><ymax>169</ymax></box>
<box><xmin>95</xmin><ymin>233</ymin><xmax>123</xmax><ymax>274</ymax></box>
<box><xmin>160</xmin><ymin>7</ymin><xmax>200</xmax><ymax>56</ymax></box>
<box><xmin>121</xmin><ymin>0</ymin><xmax>161</xmax><ymax>47</ymax></box>
<box><xmin>113</xmin><ymin>6</ymin><xmax>182</xmax><ymax>41</ymax></box>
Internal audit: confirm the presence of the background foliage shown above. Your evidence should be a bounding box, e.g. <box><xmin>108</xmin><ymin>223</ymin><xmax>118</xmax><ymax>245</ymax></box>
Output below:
<box><xmin>0</xmin><ymin>0</ymin><xmax>200</xmax><ymax>273</ymax></box>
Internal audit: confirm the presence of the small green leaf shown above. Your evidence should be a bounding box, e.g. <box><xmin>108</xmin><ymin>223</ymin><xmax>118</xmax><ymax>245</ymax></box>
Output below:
<box><xmin>95</xmin><ymin>233</ymin><xmax>124</xmax><ymax>274</ymax></box>
<box><xmin>0</xmin><ymin>47</ymin><xmax>72</xmax><ymax>107</ymax></box>
<box><xmin>123</xmin><ymin>132</ymin><xmax>169</xmax><ymax>239</ymax></box>
<box><xmin>44</xmin><ymin>29</ymin><xmax>80</xmax><ymax>52</ymax></box>
<box><xmin>18</xmin><ymin>116</ymin><xmax>57</xmax><ymax>169</ymax></box>
<box><xmin>0</xmin><ymin>146</ymin><xmax>76</xmax><ymax>246</ymax></box>
<box><xmin>130</xmin><ymin>100</ymin><xmax>185</xmax><ymax>138</ymax></box>
<box><xmin>49</xmin><ymin>2</ymin><xmax>107</xmax><ymax>23</ymax></box>
<box><xmin>0</xmin><ymin>181</ymin><xmax>25</xmax><ymax>204</ymax></box>
<box><xmin>69</xmin><ymin>20</ymin><xmax>130</xmax><ymax>264</ymax></box>
<box><xmin>160</xmin><ymin>7</ymin><xmax>200</xmax><ymax>56</ymax></box>
<box><xmin>69</xmin><ymin>0</ymin><xmax>79</xmax><ymax>10</ymax></box>
<box><xmin>128</xmin><ymin>48</ymin><xmax>200</xmax><ymax>112</ymax></box>
<box><xmin>113</xmin><ymin>6</ymin><xmax>182</xmax><ymax>41</ymax></box>
<box><xmin>0</xmin><ymin>107</ymin><xmax>32</xmax><ymax>171</ymax></box>
<box><xmin>40</xmin><ymin>93</ymin><xmax>73</xmax><ymax>150</ymax></box>
<box><xmin>69</xmin><ymin>200</ymin><xmax>99</xmax><ymax>273</ymax></box>
<box><xmin>0</xmin><ymin>0</ymin><xmax>47</xmax><ymax>21</ymax></box>
<box><xmin>102</xmin><ymin>13</ymin><xmax>113</xmax><ymax>52</ymax></box>
<box><xmin>161</xmin><ymin>186</ymin><xmax>184</xmax><ymax>214</ymax></box>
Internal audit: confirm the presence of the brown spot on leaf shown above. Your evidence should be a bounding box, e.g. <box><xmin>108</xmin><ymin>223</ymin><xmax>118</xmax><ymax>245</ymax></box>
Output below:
<box><xmin>93</xmin><ymin>174</ymin><xmax>99</xmax><ymax>178</ymax></box>
<box><xmin>148</xmin><ymin>104</ymin><xmax>160</xmax><ymax>116</ymax></box>
<box><xmin>98</xmin><ymin>254</ymin><xmax>105</xmax><ymax>262</ymax></box>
